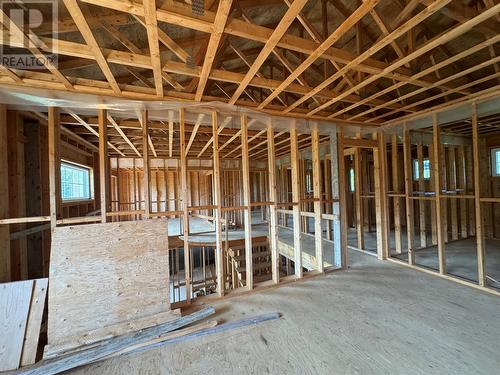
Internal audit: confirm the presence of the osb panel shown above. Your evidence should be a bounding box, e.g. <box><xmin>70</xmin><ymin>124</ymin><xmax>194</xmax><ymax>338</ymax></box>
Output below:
<box><xmin>47</xmin><ymin>220</ymin><xmax>170</xmax><ymax>347</ymax></box>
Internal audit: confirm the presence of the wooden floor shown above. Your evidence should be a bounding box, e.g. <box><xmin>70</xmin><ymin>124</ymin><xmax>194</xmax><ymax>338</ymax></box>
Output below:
<box><xmin>71</xmin><ymin>249</ymin><xmax>500</xmax><ymax>375</ymax></box>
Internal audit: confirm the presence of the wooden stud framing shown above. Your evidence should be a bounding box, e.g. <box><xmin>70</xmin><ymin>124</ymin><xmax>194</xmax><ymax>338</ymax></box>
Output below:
<box><xmin>403</xmin><ymin>124</ymin><xmax>415</xmax><ymax>264</ymax></box>
<box><xmin>391</xmin><ymin>135</ymin><xmax>402</xmax><ymax>254</ymax></box>
<box><xmin>311</xmin><ymin>128</ymin><xmax>323</xmax><ymax>271</ymax></box>
<box><xmin>336</xmin><ymin>132</ymin><xmax>347</xmax><ymax>268</ymax></box>
<box><xmin>267</xmin><ymin>120</ymin><xmax>279</xmax><ymax>283</ymax></box>
<box><xmin>179</xmin><ymin>108</ymin><xmax>191</xmax><ymax>301</ymax></box>
<box><xmin>472</xmin><ymin>101</ymin><xmax>486</xmax><ymax>286</ymax></box>
<box><xmin>417</xmin><ymin>142</ymin><xmax>427</xmax><ymax>247</ymax></box>
<box><xmin>290</xmin><ymin>127</ymin><xmax>302</xmax><ymax>277</ymax></box>
<box><xmin>211</xmin><ymin>111</ymin><xmax>224</xmax><ymax>296</ymax></box>
<box><xmin>354</xmin><ymin>144</ymin><xmax>364</xmax><ymax>249</ymax></box>
<box><xmin>241</xmin><ymin>114</ymin><xmax>253</xmax><ymax>289</ymax></box>
<box><xmin>47</xmin><ymin>107</ymin><xmax>60</xmax><ymax>232</ymax></box>
<box><xmin>142</xmin><ymin>110</ymin><xmax>151</xmax><ymax>217</ymax></box>
<box><xmin>432</xmin><ymin>114</ymin><xmax>446</xmax><ymax>274</ymax></box>
<box><xmin>98</xmin><ymin>109</ymin><xmax>108</xmax><ymax>223</ymax></box>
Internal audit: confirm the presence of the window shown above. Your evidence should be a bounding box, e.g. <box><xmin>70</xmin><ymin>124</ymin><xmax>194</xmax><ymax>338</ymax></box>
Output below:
<box><xmin>413</xmin><ymin>158</ymin><xmax>430</xmax><ymax>180</ymax></box>
<box><xmin>491</xmin><ymin>148</ymin><xmax>500</xmax><ymax>177</ymax></box>
<box><xmin>349</xmin><ymin>168</ymin><xmax>355</xmax><ymax>192</ymax></box>
<box><xmin>61</xmin><ymin>161</ymin><xmax>93</xmax><ymax>201</ymax></box>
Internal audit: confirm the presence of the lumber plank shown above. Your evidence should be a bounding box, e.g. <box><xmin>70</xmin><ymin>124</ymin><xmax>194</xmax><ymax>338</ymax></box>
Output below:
<box><xmin>21</xmin><ymin>278</ymin><xmax>48</xmax><ymax>366</ymax></box>
<box><xmin>0</xmin><ymin>280</ymin><xmax>33</xmax><ymax>371</ymax></box>
<box><xmin>18</xmin><ymin>307</ymin><xmax>215</xmax><ymax>375</ymax></box>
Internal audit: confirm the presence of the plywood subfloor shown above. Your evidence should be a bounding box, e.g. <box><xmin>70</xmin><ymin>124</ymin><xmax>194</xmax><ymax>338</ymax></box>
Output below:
<box><xmin>70</xmin><ymin>249</ymin><xmax>500</xmax><ymax>375</ymax></box>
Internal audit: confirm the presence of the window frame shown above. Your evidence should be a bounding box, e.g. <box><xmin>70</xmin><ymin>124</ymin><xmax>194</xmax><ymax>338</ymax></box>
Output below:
<box><xmin>413</xmin><ymin>158</ymin><xmax>431</xmax><ymax>181</ymax></box>
<box><xmin>60</xmin><ymin>160</ymin><xmax>94</xmax><ymax>203</ymax></box>
<box><xmin>491</xmin><ymin>147</ymin><xmax>500</xmax><ymax>177</ymax></box>
<box><xmin>349</xmin><ymin>167</ymin><xmax>355</xmax><ymax>192</ymax></box>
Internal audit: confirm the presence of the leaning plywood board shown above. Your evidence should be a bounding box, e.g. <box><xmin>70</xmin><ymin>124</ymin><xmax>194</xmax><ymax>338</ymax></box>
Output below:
<box><xmin>46</xmin><ymin>220</ymin><xmax>171</xmax><ymax>357</ymax></box>
<box><xmin>0</xmin><ymin>279</ymin><xmax>42</xmax><ymax>371</ymax></box>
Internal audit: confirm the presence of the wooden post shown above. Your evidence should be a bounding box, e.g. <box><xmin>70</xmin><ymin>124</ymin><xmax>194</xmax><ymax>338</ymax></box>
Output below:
<box><xmin>312</xmin><ymin>128</ymin><xmax>323</xmax><ymax>272</ymax></box>
<box><xmin>392</xmin><ymin>135</ymin><xmax>402</xmax><ymax>254</ymax></box>
<box><xmin>212</xmin><ymin>111</ymin><xmax>224</xmax><ymax>296</ymax></box>
<box><xmin>472</xmin><ymin>101</ymin><xmax>486</xmax><ymax>286</ymax></box>
<box><xmin>179</xmin><ymin>108</ymin><xmax>191</xmax><ymax>300</ymax></box>
<box><xmin>457</xmin><ymin>146</ymin><xmax>467</xmax><ymax>238</ymax></box>
<box><xmin>290</xmin><ymin>127</ymin><xmax>302</xmax><ymax>277</ymax></box>
<box><xmin>267</xmin><ymin>121</ymin><xmax>279</xmax><ymax>283</ymax></box>
<box><xmin>403</xmin><ymin>124</ymin><xmax>415</xmax><ymax>264</ymax></box>
<box><xmin>432</xmin><ymin>114</ymin><xmax>446</xmax><ymax>274</ymax></box>
<box><xmin>449</xmin><ymin>147</ymin><xmax>458</xmax><ymax>240</ymax></box>
<box><xmin>142</xmin><ymin>110</ymin><xmax>151</xmax><ymax>218</ymax></box>
<box><xmin>417</xmin><ymin>143</ymin><xmax>427</xmax><ymax>247</ymax></box>
<box><xmin>241</xmin><ymin>114</ymin><xmax>253</xmax><ymax>289</ymax></box>
<box><xmin>48</xmin><ymin>107</ymin><xmax>61</xmax><ymax>229</ymax></box>
<box><xmin>429</xmin><ymin>141</ymin><xmax>438</xmax><ymax>244</ymax></box>
<box><xmin>373</xmin><ymin>132</ymin><xmax>388</xmax><ymax>260</ymax></box>
<box><xmin>336</xmin><ymin>132</ymin><xmax>346</xmax><ymax>268</ymax></box>
<box><xmin>98</xmin><ymin>109</ymin><xmax>108</xmax><ymax>223</ymax></box>
<box><xmin>354</xmin><ymin>145</ymin><xmax>364</xmax><ymax>249</ymax></box>
<box><xmin>0</xmin><ymin>104</ymin><xmax>9</xmax><ymax>281</ymax></box>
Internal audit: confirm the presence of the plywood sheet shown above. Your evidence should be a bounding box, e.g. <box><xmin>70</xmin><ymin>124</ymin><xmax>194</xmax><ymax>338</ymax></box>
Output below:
<box><xmin>47</xmin><ymin>220</ymin><xmax>170</xmax><ymax>351</ymax></box>
<box><xmin>0</xmin><ymin>279</ymin><xmax>33</xmax><ymax>371</ymax></box>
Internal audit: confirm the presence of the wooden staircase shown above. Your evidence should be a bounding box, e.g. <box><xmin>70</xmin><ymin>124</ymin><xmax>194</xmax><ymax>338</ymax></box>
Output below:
<box><xmin>226</xmin><ymin>236</ymin><xmax>272</xmax><ymax>289</ymax></box>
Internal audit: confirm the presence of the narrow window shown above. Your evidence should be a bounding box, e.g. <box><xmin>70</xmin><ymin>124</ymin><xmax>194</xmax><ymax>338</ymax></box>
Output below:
<box><xmin>413</xmin><ymin>158</ymin><xmax>431</xmax><ymax>180</ymax></box>
<box><xmin>61</xmin><ymin>161</ymin><xmax>93</xmax><ymax>201</ymax></box>
<box><xmin>349</xmin><ymin>168</ymin><xmax>355</xmax><ymax>192</ymax></box>
<box><xmin>491</xmin><ymin>148</ymin><xmax>500</xmax><ymax>177</ymax></box>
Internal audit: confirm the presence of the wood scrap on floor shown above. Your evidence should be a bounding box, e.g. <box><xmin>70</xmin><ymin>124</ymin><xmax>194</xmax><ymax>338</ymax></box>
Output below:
<box><xmin>45</xmin><ymin>220</ymin><xmax>172</xmax><ymax>357</ymax></box>
<box><xmin>0</xmin><ymin>278</ymin><xmax>48</xmax><ymax>372</ymax></box>
<box><xmin>14</xmin><ymin>306</ymin><xmax>216</xmax><ymax>375</ymax></box>
<box><xmin>11</xmin><ymin>308</ymin><xmax>281</xmax><ymax>375</ymax></box>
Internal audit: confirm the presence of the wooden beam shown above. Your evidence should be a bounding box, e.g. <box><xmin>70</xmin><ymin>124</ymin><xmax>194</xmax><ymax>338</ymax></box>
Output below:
<box><xmin>197</xmin><ymin>116</ymin><xmax>232</xmax><ymax>157</ymax></box>
<box><xmin>318</xmin><ymin>1</ymin><xmax>500</xmax><ymax>117</ymax></box>
<box><xmin>432</xmin><ymin>114</ymin><xmax>445</xmax><ymax>274</ymax></box>
<box><xmin>354</xmin><ymin>145</ymin><xmax>364</xmax><ymax>249</ymax></box>
<box><xmin>241</xmin><ymin>114</ymin><xmax>253</xmax><ymax>289</ymax></box>
<box><xmin>185</xmin><ymin>114</ymin><xmax>205</xmax><ymax>155</ymax></box>
<box><xmin>403</xmin><ymin>124</ymin><xmax>415</xmax><ymax>264</ymax></box>
<box><xmin>179</xmin><ymin>108</ymin><xmax>191</xmax><ymax>300</ymax></box>
<box><xmin>391</xmin><ymin>135</ymin><xmax>402</xmax><ymax>254</ymax></box>
<box><xmin>0</xmin><ymin>11</ymin><xmax>72</xmax><ymax>89</ymax></box>
<box><xmin>259</xmin><ymin>0</ymin><xmax>377</xmax><ymax>108</ymax></box>
<box><xmin>168</xmin><ymin>111</ymin><xmax>174</xmax><ymax>158</ymax></box>
<box><xmin>287</xmin><ymin>0</ymin><xmax>451</xmax><ymax>114</ymax></box>
<box><xmin>142</xmin><ymin>110</ymin><xmax>151</xmax><ymax>217</ymax></box>
<box><xmin>195</xmin><ymin>0</ymin><xmax>233</xmax><ymax>101</ymax></box>
<box><xmin>336</xmin><ymin>132</ymin><xmax>347</xmax><ymax>268</ymax></box>
<box><xmin>229</xmin><ymin>43</ymin><xmax>286</xmax><ymax>106</ymax></box>
<box><xmin>62</xmin><ymin>0</ymin><xmax>120</xmax><ymax>94</ymax></box>
<box><xmin>143</xmin><ymin>0</ymin><xmax>163</xmax><ymax>96</ymax></box>
<box><xmin>98</xmin><ymin>109</ymin><xmax>108</xmax><ymax>223</ymax></box>
<box><xmin>472</xmin><ymin>101</ymin><xmax>486</xmax><ymax>286</ymax></box>
<box><xmin>229</xmin><ymin>0</ymin><xmax>308</xmax><ymax>104</ymax></box>
<box><xmin>417</xmin><ymin>143</ymin><xmax>426</xmax><ymax>247</ymax></box>
<box><xmin>290</xmin><ymin>127</ymin><xmax>302</xmax><ymax>277</ymax></box>
<box><xmin>133</xmin><ymin>15</ymin><xmax>189</xmax><ymax>63</ymax></box>
<box><xmin>211</xmin><ymin>111</ymin><xmax>224</xmax><ymax>296</ymax></box>
<box><xmin>107</xmin><ymin>115</ymin><xmax>141</xmax><ymax>157</ymax></box>
<box><xmin>267</xmin><ymin>120</ymin><xmax>279</xmax><ymax>283</ymax></box>
<box><xmin>312</xmin><ymin>128</ymin><xmax>323</xmax><ymax>272</ymax></box>
<box><xmin>65</xmin><ymin>109</ymin><xmax>124</xmax><ymax>156</ymax></box>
